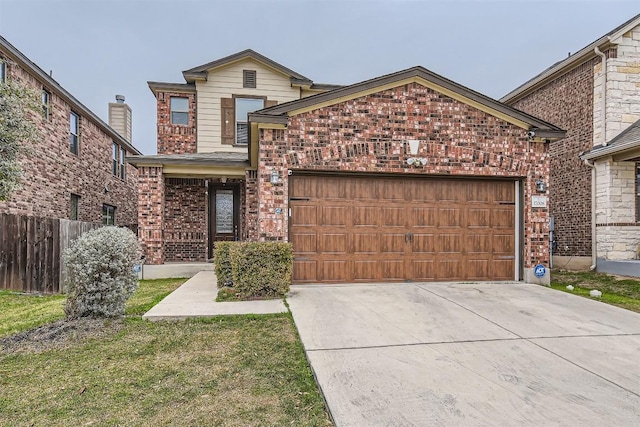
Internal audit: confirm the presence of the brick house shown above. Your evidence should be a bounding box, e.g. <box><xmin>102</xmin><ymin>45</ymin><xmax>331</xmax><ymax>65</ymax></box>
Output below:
<box><xmin>501</xmin><ymin>14</ymin><xmax>640</xmax><ymax>276</ymax></box>
<box><xmin>132</xmin><ymin>50</ymin><xmax>565</xmax><ymax>284</ymax></box>
<box><xmin>0</xmin><ymin>35</ymin><xmax>141</xmax><ymax>227</ymax></box>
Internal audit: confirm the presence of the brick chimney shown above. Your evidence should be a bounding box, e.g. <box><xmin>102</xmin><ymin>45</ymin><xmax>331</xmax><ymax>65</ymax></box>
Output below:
<box><xmin>108</xmin><ymin>95</ymin><xmax>132</xmax><ymax>142</ymax></box>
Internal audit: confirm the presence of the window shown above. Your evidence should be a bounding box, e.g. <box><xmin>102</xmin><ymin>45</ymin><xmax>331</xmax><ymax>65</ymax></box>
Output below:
<box><xmin>120</xmin><ymin>147</ymin><xmax>126</xmax><ymax>179</ymax></box>
<box><xmin>69</xmin><ymin>111</ymin><xmax>79</xmax><ymax>154</ymax></box>
<box><xmin>102</xmin><ymin>204</ymin><xmax>116</xmax><ymax>225</ymax></box>
<box><xmin>637</xmin><ymin>164</ymin><xmax>640</xmax><ymax>222</ymax></box>
<box><xmin>243</xmin><ymin>69</ymin><xmax>256</xmax><ymax>88</ymax></box>
<box><xmin>170</xmin><ymin>97</ymin><xmax>189</xmax><ymax>125</ymax></box>
<box><xmin>42</xmin><ymin>89</ymin><xmax>51</xmax><ymax>120</ymax></box>
<box><xmin>112</xmin><ymin>142</ymin><xmax>118</xmax><ymax>176</ymax></box>
<box><xmin>235</xmin><ymin>98</ymin><xmax>264</xmax><ymax>145</ymax></box>
<box><xmin>0</xmin><ymin>60</ymin><xmax>6</xmax><ymax>83</ymax></box>
<box><xmin>70</xmin><ymin>194</ymin><xmax>80</xmax><ymax>220</ymax></box>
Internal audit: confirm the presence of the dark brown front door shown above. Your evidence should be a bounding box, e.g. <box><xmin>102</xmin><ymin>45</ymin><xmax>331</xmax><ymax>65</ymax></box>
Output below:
<box><xmin>209</xmin><ymin>184</ymin><xmax>240</xmax><ymax>257</ymax></box>
<box><xmin>289</xmin><ymin>175</ymin><xmax>516</xmax><ymax>283</ymax></box>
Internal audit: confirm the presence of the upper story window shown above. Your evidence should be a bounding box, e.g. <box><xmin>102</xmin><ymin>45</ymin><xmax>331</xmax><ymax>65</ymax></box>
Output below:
<box><xmin>243</xmin><ymin>70</ymin><xmax>256</xmax><ymax>88</ymax></box>
<box><xmin>69</xmin><ymin>111</ymin><xmax>79</xmax><ymax>154</ymax></box>
<box><xmin>42</xmin><ymin>89</ymin><xmax>51</xmax><ymax>120</ymax></box>
<box><xmin>102</xmin><ymin>204</ymin><xmax>116</xmax><ymax>225</ymax></box>
<box><xmin>120</xmin><ymin>147</ymin><xmax>126</xmax><ymax>179</ymax></box>
<box><xmin>235</xmin><ymin>98</ymin><xmax>264</xmax><ymax>145</ymax></box>
<box><xmin>170</xmin><ymin>97</ymin><xmax>189</xmax><ymax>125</ymax></box>
<box><xmin>0</xmin><ymin>60</ymin><xmax>6</xmax><ymax>83</ymax></box>
<box><xmin>112</xmin><ymin>143</ymin><xmax>126</xmax><ymax>179</ymax></box>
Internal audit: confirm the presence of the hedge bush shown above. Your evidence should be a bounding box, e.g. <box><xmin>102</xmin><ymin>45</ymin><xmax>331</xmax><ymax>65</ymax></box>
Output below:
<box><xmin>213</xmin><ymin>241</ymin><xmax>233</xmax><ymax>287</ymax></box>
<box><xmin>228</xmin><ymin>242</ymin><xmax>293</xmax><ymax>299</ymax></box>
<box><xmin>63</xmin><ymin>226</ymin><xmax>141</xmax><ymax>319</ymax></box>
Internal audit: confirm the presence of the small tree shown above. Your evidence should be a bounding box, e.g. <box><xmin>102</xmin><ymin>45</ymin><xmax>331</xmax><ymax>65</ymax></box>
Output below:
<box><xmin>0</xmin><ymin>78</ymin><xmax>40</xmax><ymax>201</ymax></box>
<box><xmin>63</xmin><ymin>227</ymin><xmax>141</xmax><ymax>319</ymax></box>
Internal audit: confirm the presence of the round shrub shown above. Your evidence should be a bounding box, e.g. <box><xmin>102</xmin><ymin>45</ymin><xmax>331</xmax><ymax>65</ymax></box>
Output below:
<box><xmin>63</xmin><ymin>226</ymin><xmax>141</xmax><ymax>319</ymax></box>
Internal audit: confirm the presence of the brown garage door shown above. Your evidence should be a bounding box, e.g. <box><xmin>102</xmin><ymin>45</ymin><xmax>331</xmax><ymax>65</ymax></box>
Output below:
<box><xmin>289</xmin><ymin>174</ymin><xmax>516</xmax><ymax>283</ymax></box>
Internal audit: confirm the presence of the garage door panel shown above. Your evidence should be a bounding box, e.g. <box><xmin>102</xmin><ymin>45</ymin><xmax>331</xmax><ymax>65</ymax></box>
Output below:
<box><xmin>438</xmin><ymin>208</ymin><xmax>462</xmax><ymax>227</ymax></box>
<box><xmin>353</xmin><ymin>260</ymin><xmax>379</xmax><ymax>281</ymax></box>
<box><xmin>411</xmin><ymin>260</ymin><xmax>436</xmax><ymax>280</ymax></box>
<box><xmin>381</xmin><ymin>233</ymin><xmax>406</xmax><ymax>253</ymax></box>
<box><xmin>382</xmin><ymin>260</ymin><xmax>404</xmax><ymax>280</ymax></box>
<box><xmin>412</xmin><ymin>207</ymin><xmax>437</xmax><ymax>227</ymax></box>
<box><xmin>353</xmin><ymin>206</ymin><xmax>379</xmax><ymax>227</ymax></box>
<box><xmin>290</xmin><ymin>175</ymin><xmax>516</xmax><ymax>283</ymax></box>
<box><xmin>320</xmin><ymin>233</ymin><xmax>348</xmax><ymax>254</ymax></box>
<box><xmin>353</xmin><ymin>233</ymin><xmax>379</xmax><ymax>254</ymax></box>
<box><xmin>382</xmin><ymin>207</ymin><xmax>405</xmax><ymax>227</ymax></box>
<box><xmin>468</xmin><ymin>208</ymin><xmax>490</xmax><ymax>228</ymax></box>
<box><xmin>438</xmin><ymin>234</ymin><xmax>462</xmax><ymax>254</ymax></box>
<box><xmin>321</xmin><ymin>260</ymin><xmax>349</xmax><ymax>282</ymax></box>
<box><xmin>412</xmin><ymin>233</ymin><xmax>436</xmax><ymax>253</ymax></box>
<box><xmin>322</xmin><ymin>206</ymin><xmax>348</xmax><ymax>226</ymax></box>
<box><xmin>293</xmin><ymin>260</ymin><xmax>317</xmax><ymax>282</ymax></box>
<box><xmin>290</xmin><ymin>205</ymin><xmax>317</xmax><ymax>227</ymax></box>
<box><xmin>291</xmin><ymin>233</ymin><xmax>317</xmax><ymax>254</ymax></box>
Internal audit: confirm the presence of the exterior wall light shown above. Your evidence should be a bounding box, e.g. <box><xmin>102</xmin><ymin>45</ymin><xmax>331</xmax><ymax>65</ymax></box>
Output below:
<box><xmin>536</xmin><ymin>177</ymin><xmax>547</xmax><ymax>193</ymax></box>
<box><xmin>407</xmin><ymin>157</ymin><xmax>427</xmax><ymax>166</ymax></box>
<box><xmin>270</xmin><ymin>170</ymin><xmax>280</xmax><ymax>184</ymax></box>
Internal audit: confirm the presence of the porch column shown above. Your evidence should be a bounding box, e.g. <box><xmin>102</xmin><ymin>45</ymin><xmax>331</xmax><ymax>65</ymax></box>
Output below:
<box><xmin>138</xmin><ymin>166</ymin><xmax>165</xmax><ymax>264</ymax></box>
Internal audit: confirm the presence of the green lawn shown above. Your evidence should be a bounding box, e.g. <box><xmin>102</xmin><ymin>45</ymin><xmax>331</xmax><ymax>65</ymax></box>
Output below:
<box><xmin>551</xmin><ymin>270</ymin><xmax>640</xmax><ymax>313</ymax></box>
<box><xmin>0</xmin><ymin>279</ymin><xmax>332</xmax><ymax>426</ymax></box>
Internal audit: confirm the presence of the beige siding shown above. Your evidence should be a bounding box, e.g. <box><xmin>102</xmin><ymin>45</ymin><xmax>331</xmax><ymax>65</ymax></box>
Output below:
<box><xmin>196</xmin><ymin>58</ymin><xmax>301</xmax><ymax>153</ymax></box>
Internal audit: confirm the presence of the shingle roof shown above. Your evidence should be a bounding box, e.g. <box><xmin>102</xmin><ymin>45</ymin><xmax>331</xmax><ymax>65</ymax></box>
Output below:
<box><xmin>581</xmin><ymin>119</ymin><xmax>640</xmax><ymax>160</ymax></box>
<box><xmin>126</xmin><ymin>151</ymin><xmax>249</xmax><ymax>166</ymax></box>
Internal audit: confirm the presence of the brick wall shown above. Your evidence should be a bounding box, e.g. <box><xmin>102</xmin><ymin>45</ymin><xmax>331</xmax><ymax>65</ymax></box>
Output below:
<box><xmin>257</xmin><ymin>83</ymin><xmax>551</xmax><ymax>268</ymax></box>
<box><xmin>0</xmin><ymin>53</ymin><xmax>138</xmax><ymax>227</ymax></box>
<box><xmin>156</xmin><ymin>91</ymin><xmax>197</xmax><ymax>154</ymax></box>
<box><xmin>510</xmin><ymin>58</ymin><xmax>598</xmax><ymax>258</ymax></box>
<box><xmin>138</xmin><ymin>166</ymin><xmax>164</xmax><ymax>264</ymax></box>
<box><xmin>164</xmin><ymin>178</ymin><xmax>207</xmax><ymax>262</ymax></box>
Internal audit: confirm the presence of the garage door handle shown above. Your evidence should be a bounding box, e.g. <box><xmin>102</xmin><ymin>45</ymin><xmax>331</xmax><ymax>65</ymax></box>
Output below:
<box><xmin>290</xmin><ymin>197</ymin><xmax>310</xmax><ymax>201</ymax></box>
<box><xmin>405</xmin><ymin>233</ymin><xmax>413</xmax><ymax>242</ymax></box>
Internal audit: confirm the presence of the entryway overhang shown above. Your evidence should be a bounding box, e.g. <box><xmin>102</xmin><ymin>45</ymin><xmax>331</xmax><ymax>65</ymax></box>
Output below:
<box><xmin>127</xmin><ymin>152</ymin><xmax>250</xmax><ymax>177</ymax></box>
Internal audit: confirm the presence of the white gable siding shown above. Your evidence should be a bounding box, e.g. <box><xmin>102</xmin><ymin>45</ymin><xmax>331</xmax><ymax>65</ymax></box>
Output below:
<box><xmin>196</xmin><ymin>58</ymin><xmax>301</xmax><ymax>153</ymax></box>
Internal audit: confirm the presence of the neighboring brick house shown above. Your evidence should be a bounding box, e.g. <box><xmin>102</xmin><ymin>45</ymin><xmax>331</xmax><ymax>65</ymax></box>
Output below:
<box><xmin>0</xmin><ymin>36</ymin><xmax>141</xmax><ymax>227</ymax></box>
<box><xmin>502</xmin><ymin>14</ymin><xmax>640</xmax><ymax>276</ymax></box>
<box><xmin>131</xmin><ymin>49</ymin><xmax>565</xmax><ymax>284</ymax></box>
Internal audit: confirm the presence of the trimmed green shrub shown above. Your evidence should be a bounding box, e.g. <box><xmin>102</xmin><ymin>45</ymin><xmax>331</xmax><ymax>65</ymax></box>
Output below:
<box><xmin>229</xmin><ymin>242</ymin><xmax>293</xmax><ymax>298</ymax></box>
<box><xmin>63</xmin><ymin>226</ymin><xmax>141</xmax><ymax>319</ymax></box>
<box><xmin>213</xmin><ymin>241</ymin><xmax>234</xmax><ymax>287</ymax></box>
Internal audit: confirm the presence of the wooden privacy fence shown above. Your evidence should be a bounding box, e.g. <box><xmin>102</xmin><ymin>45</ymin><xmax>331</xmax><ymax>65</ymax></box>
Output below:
<box><xmin>0</xmin><ymin>213</ymin><xmax>101</xmax><ymax>293</ymax></box>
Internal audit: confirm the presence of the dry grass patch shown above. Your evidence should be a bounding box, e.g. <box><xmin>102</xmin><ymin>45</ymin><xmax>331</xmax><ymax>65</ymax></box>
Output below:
<box><xmin>551</xmin><ymin>270</ymin><xmax>640</xmax><ymax>313</ymax></box>
<box><xmin>0</xmin><ymin>315</ymin><xmax>332</xmax><ymax>426</ymax></box>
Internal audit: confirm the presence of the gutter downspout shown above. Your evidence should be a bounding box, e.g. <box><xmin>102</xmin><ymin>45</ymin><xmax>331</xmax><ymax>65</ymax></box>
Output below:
<box><xmin>583</xmin><ymin>158</ymin><xmax>597</xmax><ymax>270</ymax></box>
<box><xmin>594</xmin><ymin>46</ymin><xmax>607</xmax><ymax>146</ymax></box>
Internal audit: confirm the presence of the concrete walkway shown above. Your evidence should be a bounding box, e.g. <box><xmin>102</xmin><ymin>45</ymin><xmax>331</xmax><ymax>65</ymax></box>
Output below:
<box><xmin>142</xmin><ymin>271</ymin><xmax>287</xmax><ymax>320</ymax></box>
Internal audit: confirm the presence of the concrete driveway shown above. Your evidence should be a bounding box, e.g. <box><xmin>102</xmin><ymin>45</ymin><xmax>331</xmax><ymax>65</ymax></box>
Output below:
<box><xmin>287</xmin><ymin>282</ymin><xmax>640</xmax><ymax>426</ymax></box>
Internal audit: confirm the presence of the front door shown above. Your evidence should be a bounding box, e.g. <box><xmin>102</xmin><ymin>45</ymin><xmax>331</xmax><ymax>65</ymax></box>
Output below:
<box><xmin>209</xmin><ymin>184</ymin><xmax>240</xmax><ymax>258</ymax></box>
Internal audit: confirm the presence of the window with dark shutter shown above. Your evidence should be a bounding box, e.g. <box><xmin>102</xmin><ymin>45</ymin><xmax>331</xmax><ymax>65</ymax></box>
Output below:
<box><xmin>221</xmin><ymin>97</ymin><xmax>235</xmax><ymax>145</ymax></box>
<box><xmin>243</xmin><ymin>70</ymin><xmax>256</xmax><ymax>88</ymax></box>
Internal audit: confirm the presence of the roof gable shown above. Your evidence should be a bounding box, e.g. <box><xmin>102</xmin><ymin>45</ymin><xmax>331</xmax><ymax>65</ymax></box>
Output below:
<box><xmin>182</xmin><ymin>49</ymin><xmax>312</xmax><ymax>84</ymax></box>
<box><xmin>250</xmin><ymin>66</ymin><xmax>565</xmax><ymax>138</ymax></box>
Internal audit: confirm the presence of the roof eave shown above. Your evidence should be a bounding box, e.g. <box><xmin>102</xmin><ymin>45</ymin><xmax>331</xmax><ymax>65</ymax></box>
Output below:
<box><xmin>581</xmin><ymin>140</ymin><xmax>640</xmax><ymax>161</ymax></box>
<box><xmin>147</xmin><ymin>81</ymin><xmax>197</xmax><ymax>95</ymax></box>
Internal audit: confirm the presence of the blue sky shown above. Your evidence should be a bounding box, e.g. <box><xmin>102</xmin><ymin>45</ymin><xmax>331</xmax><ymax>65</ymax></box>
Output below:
<box><xmin>0</xmin><ymin>0</ymin><xmax>638</xmax><ymax>154</ymax></box>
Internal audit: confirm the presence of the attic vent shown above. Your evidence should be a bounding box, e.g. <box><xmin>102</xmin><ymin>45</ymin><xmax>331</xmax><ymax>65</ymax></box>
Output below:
<box><xmin>243</xmin><ymin>70</ymin><xmax>256</xmax><ymax>88</ymax></box>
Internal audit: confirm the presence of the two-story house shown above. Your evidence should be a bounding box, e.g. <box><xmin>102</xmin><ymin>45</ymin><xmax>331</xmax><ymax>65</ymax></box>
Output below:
<box><xmin>132</xmin><ymin>49</ymin><xmax>566</xmax><ymax>284</ymax></box>
<box><xmin>502</xmin><ymin>14</ymin><xmax>640</xmax><ymax>276</ymax></box>
<box><xmin>0</xmin><ymin>35</ymin><xmax>141</xmax><ymax>227</ymax></box>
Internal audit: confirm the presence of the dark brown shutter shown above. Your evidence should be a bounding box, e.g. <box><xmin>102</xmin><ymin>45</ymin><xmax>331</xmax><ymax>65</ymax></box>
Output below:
<box><xmin>265</xmin><ymin>100</ymin><xmax>277</xmax><ymax>107</ymax></box>
<box><xmin>221</xmin><ymin>97</ymin><xmax>234</xmax><ymax>145</ymax></box>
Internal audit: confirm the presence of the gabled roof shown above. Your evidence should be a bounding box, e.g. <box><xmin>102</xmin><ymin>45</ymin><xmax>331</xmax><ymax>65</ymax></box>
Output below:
<box><xmin>0</xmin><ymin>35</ymin><xmax>141</xmax><ymax>155</ymax></box>
<box><xmin>581</xmin><ymin>119</ymin><xmax>640</xmax><ymax>161</ymax></box>
<box><xmin>502</xmin><ymin>13</ymin><xmax>640</xmax><ymax>104</ymax></box>
<box><xmin>249</xmin><ymin>65</ymin><xmax>566</xmax><ymax>139</ymax></box>
<box><xmin>182</xmin><ymin>49</ymin><xmax>312</xmax><ymax>84</ymax></box>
